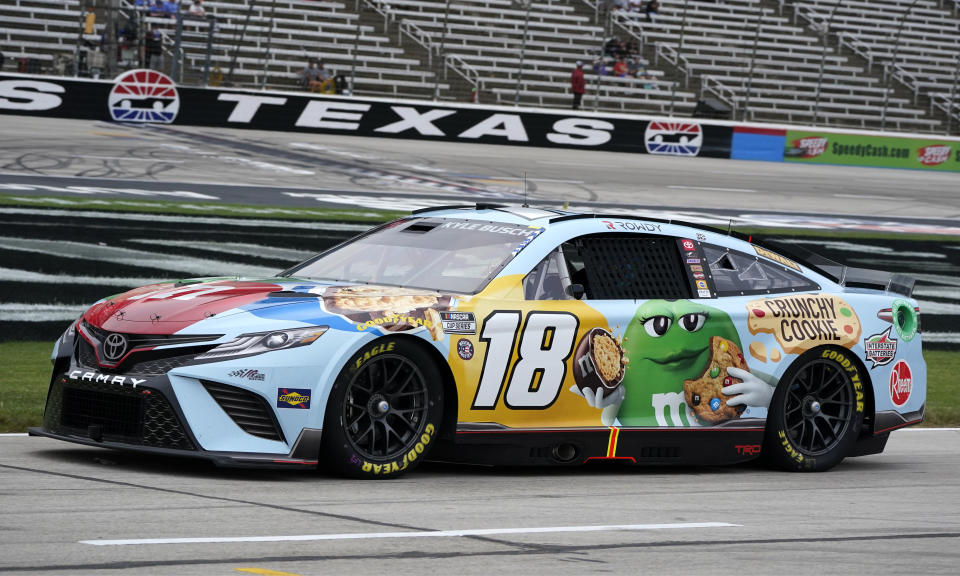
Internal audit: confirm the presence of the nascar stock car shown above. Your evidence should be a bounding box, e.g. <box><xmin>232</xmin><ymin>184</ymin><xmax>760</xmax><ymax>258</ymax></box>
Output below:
<box><xmin>30</xmin><ymin>205</ymin><xmax>925</xmax><ymax>478</ymax></box>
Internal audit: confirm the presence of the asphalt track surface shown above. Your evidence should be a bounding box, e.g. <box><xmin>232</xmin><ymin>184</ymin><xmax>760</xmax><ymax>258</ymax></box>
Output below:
<box><xmin>2</xmin><ymin>116</ymin><xmax>960</xmax><ymax>225</ymax></box>
<box><xmin>2</xmin><ymin>116</ymin><xmax>959</xmax><ymax>575</ymax></box>
<box><xmin>1</xmin><ymin>431</ymin><xmax>959</xmax><ymax>575</ymax></box>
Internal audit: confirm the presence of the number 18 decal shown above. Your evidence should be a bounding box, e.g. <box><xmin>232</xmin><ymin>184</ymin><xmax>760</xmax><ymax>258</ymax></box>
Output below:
<box><xmin>472</xmin><ymin>311</ymin><xmax>579</xmax><ymax>410</ymax></box>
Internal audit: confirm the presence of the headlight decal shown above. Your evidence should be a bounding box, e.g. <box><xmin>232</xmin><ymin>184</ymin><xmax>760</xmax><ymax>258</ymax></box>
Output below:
<box><xmin>196</xmin><ymin>326</ymin><xmax>328</xmax><ymax>360</ymax></box>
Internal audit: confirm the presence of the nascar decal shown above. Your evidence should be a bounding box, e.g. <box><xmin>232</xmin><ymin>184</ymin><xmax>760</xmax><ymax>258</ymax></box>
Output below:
<box><xmin>644</xmin><ymin>121</ymin><xmax>702</xmax><ymax>156</ymax></box>
<box><xmin>108</xmin><ymin>69</ymin><xmax>179</xmax><ymax>123</ymax></box>
<box><xmin>441</xmin><ymin>311</ymin><xmax>477</xmax><ymax>335</ymax></box>
<box><xmin>747</xmin><ymin>295</ymin><xmax>861</xmax><ymax>355</ymax></box>
<box><xmin>277</xmin><ymin>387</ymin><xmax>311</xmax><ymax>409</ymax></box>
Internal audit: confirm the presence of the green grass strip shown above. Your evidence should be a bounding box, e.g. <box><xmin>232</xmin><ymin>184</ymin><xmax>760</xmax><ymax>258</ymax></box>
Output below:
<box><xmin>0</xmin><ymin>194</ymin><xmax>405</xmax><ymax>223</ymax></box>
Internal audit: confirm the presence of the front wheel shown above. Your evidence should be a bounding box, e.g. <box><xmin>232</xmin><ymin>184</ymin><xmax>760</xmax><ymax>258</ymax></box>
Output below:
<box><xmin>321</xmin><ymin>337</ymin><xmax>444</xmax><ymax>479</ymax></box>
<box><xmin>763</xmin><ymin>347</ymin><xmax>865</xmax><ymax>472</ymax></box>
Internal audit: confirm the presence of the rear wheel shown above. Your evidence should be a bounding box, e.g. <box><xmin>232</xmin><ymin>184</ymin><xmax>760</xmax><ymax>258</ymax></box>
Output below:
<box><xmin>321</xmin><ymin>338</ymin><xmax>443</xmax><ymax>479</ymax></box>
<box><xmin>764</xmin><ymin>347</ymin><xmax>865</xmax><ymax>472</ymax></box>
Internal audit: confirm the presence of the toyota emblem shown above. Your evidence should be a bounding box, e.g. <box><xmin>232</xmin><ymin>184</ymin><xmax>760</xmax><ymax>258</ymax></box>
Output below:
<box><xmin>103</xmin><ymin>333</ymin><xmax>128</xmax><ymax>362</ymax></box>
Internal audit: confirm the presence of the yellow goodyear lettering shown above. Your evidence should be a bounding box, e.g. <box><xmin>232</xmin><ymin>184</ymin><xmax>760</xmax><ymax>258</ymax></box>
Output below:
<box><xmin>821</xmin><ymin>349</ymin><xmax>864</xmax><ymax>412</ymax></box>
<box><xmin>361</xmin><ymin>423</ymin><xmax>436</xmax><ymax>476</ymax></box>
<box><xmin>778</xmin><ymin>430</ymin><xmax>804</xmax><ymax>464</ymax></box>
<box><xmin>852</xmin><ymin>372</ymin><xmax>864</xmax><ymax>412</ymax></box>
<box><xmin>354</xmin><ymin>341</ymin><xmax>397</xmax><ymax>370</ymax></box>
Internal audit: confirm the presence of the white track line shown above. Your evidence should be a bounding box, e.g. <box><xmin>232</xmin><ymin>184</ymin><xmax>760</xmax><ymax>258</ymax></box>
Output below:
<box><xmin>668</xmin><ymin>185</ymin><xmax>758</xmax><ymax>193</ymax></box>
<box><xmin>80</xmin><ymin>522</ymin><xmax>739</xmax><ymax>546</ymax></box>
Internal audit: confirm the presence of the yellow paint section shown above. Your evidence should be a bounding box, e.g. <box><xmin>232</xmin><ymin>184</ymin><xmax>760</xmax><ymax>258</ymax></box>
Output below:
<box><xmin>235</xmin><ymin>569</ymin><xmax>304</xmax><ymax>576</ymax></box>
<box><xmin>606</xmin><ymin>427</ymin><xmax>620</xmax><ymax>457</ymax></box>
<box><xmin>449</xmin><ymin>274</ymin><xmax>606</xmax><ymax>428</ymax></box>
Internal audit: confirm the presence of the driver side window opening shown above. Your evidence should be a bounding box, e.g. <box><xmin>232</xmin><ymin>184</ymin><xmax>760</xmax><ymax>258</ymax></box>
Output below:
<box><xmin>524</xmin><ymin>234</ymin><xmax>690</xmax><ymax>301</ymax></box>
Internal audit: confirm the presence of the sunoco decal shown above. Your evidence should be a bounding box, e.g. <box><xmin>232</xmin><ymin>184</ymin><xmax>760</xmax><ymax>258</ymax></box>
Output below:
<box><xmin>108</xmin><ymin>69</ymin><xmax>179</xmax><ymax>123</ymax></box>
<box><xmin>863</xmin><ymin>328</ymin><xmax>897</xmax><ymax>368</ymax></box>
<box><xmin>644</xmin><ymin>121</ymin><xmax>702</xmax><ymax>156</ymax></box>
<box><xmin>277</xmin><ymin>388</ymin><xmax>311</xmax><ymax>409</ymax></box>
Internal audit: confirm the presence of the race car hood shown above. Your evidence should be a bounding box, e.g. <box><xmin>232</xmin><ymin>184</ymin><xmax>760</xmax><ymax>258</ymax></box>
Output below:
<box><xmin>82</xmin><ymin>278</ymin><xmax>453</xmax><ymax>337</ymax></box>
<box><xmin>84</xmin><ymin>279</ymin><xmax>299</xmax><ymax>334</ymax></box>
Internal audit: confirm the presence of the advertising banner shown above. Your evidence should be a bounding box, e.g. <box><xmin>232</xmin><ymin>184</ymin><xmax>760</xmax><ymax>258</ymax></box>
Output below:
<box><xmin>0</xmin><ymin>72</ymin><xmax>733</xmax><ymax>158</ymax></box>
<box><xmin>784</xmin><ymin>130</ymin><xmax>960</xmax><ymax>172</ymax></box>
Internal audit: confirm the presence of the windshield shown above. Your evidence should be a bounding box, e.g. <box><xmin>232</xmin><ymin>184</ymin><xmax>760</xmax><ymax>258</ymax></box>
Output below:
<box><xmin>284</xmin><ymin>217</ymin><xmax>544</xmax><ymax>293</ymax></box>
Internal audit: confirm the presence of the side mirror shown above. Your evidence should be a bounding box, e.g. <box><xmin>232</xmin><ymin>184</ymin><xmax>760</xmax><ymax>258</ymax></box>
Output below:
<box><xmin>565</xmin><ymin>283</ymin><xmax>585</xmax><ymax>300</ymax></box>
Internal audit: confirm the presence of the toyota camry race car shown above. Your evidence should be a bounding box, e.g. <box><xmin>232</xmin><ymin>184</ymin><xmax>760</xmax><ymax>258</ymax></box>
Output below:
<box><xmin>30</xmin><ymin>205</ymin><xmax>925</xmax><ymax>477</ymax></box>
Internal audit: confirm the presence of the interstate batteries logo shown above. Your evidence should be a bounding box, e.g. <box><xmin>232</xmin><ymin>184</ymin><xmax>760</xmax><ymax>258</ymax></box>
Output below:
<box><xmin>108</xmin><ymin>69</ymin><xmax>179</xmax><ymax>123</ymax></box>
<box><xmin>644</xmin><ymin>121</ymin><xmax>702</xmax><ymax>156</ymax></box>
<box><xmin>864</xmin><ymin>328</ymin><xmax>898</xmax><ymax>368</ymax></box>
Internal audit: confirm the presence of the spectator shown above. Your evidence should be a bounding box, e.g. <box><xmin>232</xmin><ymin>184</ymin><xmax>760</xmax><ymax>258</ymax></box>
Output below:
<box><xmin>188</xmin><ymin>0</ymin><xmax>205</xmax><ymax>16</ymax></box>
<box><xmin>645</xmin><ymin>0</ymin><xmax>660</xmax><ymax>23</ymax></box>
<box><xmin>145</xmin><ymin>25</ymin><xmax>163</xmax><ymax>70</ymax></box>
<box><xmin>297</xmin><ymin>59</ymin><xmax>321</xmax><ymax>89</ymax></box>
<box><xmin>149</xmin><ymin>0</ymin><xmax>164</xmax><ymax>14</ymax></box>
<box><xmin>593</xmin><ymin>58</ymin><xmax>608</xmax><ymax>76</ymax></box>
<box><xmin>613</xmin><ymin>57</ymin><xmax>628</xmax><ymax>77</ymax></box>
<box><xmin>162</xmin><ymin>0</ymin><xmax>179</xmax><ymax>18</ymax></box>
<box><xmin>310</xmin><ymin>61</ymin><xmax>336</xmax><ymax>93</ymax></box>
<box><xmin>83</xmin><ymin>6</ymin><xmax>96</xmax><ymax>35</ymax></box>
<box><xmin>570</xmin><ymin>60</ymin><xmax>586</xmax><ymax>110</ymax></box>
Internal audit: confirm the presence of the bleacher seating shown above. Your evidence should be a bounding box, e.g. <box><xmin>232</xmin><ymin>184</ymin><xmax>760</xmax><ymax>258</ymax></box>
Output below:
<box><xmin>370</xmin><ymin>0</ymin><xmax>698</xmax><ymax>115</ymax></box>
<box><xmin>790</xmin><ymin>0</ymin><xmax>960</xmax><ymax>129</ymax></box>
<box><xmin>609</xmin><ymin>0</ymin><xmax>945</xmax><ymax>132</ymax></box>
<box><xmin>1</xmin><ymin>0</ymin><xmax>957</xmax><ymax>130</ymax></box>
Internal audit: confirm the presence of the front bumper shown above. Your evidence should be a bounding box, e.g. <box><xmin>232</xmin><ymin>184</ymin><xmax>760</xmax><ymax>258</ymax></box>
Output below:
<box><xmin>36</xmin><ymin>350</ymin><xmax>323</xmax><ymax>468</ymax></box>
<box><xmin>28</xmin><ymin>425</ymin><xmax>323</xmax><ymax>469</ymax></box>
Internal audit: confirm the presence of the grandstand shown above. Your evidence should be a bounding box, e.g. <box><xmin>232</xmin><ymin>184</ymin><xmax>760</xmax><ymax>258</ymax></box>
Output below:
<box><xmin>0</xmin><ymin>0</ymin><xmax>957</xmax><ymax>132</ymax></box>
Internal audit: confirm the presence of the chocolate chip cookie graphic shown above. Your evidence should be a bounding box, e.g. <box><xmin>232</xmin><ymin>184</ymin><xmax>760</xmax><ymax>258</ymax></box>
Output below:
<box><xmin>683</xmin><ymin>336</ymin><xmax>749</xmax><ymax>424</ymax></box>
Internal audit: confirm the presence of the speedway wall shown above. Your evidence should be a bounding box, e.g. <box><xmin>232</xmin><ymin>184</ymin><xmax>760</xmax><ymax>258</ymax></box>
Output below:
<box><xmin>2</xmin><ymin>70</ymin><xmax>959</xmax><ymax>172</ymax></box>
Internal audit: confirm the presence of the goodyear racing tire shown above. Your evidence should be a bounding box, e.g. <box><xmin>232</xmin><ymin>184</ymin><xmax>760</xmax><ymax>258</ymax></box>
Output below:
<box><xmin>321</xmin><ymin>337</ymin><xmax>443</xmax><ymax>479</ymax></box>
<box><xmin>763</xmin><ymin>346</ymin><xmax>865</xmax><ymax>472</ymax></box>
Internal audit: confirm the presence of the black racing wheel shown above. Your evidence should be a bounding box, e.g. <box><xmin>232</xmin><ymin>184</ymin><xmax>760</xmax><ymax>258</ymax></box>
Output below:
<box><xmin>321</xmin><ymin>337</ymin><xmax>443</xmax><ymax>479</ymax></box>
<box><xmin>764</xmin><ymin>346</ymin><xmax>865</xmax><ymax>472</ymax></box>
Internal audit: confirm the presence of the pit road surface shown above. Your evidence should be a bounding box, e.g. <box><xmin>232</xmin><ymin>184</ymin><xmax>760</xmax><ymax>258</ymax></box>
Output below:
<box><xmin>1</xmin><ymin>431</ymin><xmax>958</xmax><ymax>575</ymax></box>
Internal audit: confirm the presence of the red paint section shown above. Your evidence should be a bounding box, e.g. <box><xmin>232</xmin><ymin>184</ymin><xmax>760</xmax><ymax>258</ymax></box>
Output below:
<box><xmin>732</xmin><ymin>126</ymin><xmax>786</xmax><ymax>136</ymax></box>
<box><xmin>85</xmin><ymin>280</ymin><xmax>283</xmax><ymax>334</ymax></box>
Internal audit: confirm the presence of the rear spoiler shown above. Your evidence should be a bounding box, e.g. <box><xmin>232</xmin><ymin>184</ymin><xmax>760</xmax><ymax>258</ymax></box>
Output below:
<box><xmin>838</xmin><ymin>269</ymin><xmax>915</xmax><ymax>298</ymax></box>
<box><xmin>752</xmin><ymin>238</ymin><xmax>915</xmax><ymax>298</ymax></box>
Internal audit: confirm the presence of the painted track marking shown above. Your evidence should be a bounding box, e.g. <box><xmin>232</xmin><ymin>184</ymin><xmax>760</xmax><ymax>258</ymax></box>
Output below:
<box><xmin>79</xmin><ymin>522</ymin><xmax>740</xmax><ymax>546</ymax></box>
<box><xmin>668</xmin><ymin>185</ymin><xmax>758</xmax><ymax>193</ymax></box>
